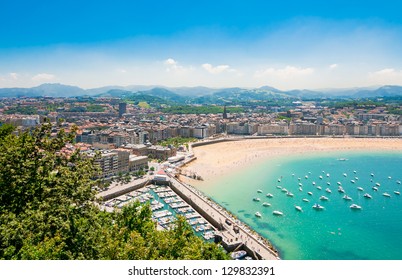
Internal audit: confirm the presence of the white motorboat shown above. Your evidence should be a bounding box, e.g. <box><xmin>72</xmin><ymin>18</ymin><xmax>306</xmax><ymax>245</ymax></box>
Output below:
<box><xmin>363</xmin><ymin>193</ymin><xmax>372</xmax><ymax>199</ymax></box>
<box><xmin>312</xmin><ymin>181</ymin><xmax>316</xmax><ymax>185</ymax></box>
<box><xmin>255</xmin><ymin>212</ymin><xmax>262</xmax><ymax>218</ymax></box>
<box><xmin>325</xmin><ymin>188</ymin><xmax>332</xmax><ymax>193</ymax></box>
<box><xmin>273</xmin><ymin>210</ymin><xmax>283</xmax><ymax>216</ymax></box>
<box><xmin>286</xmin><ymin>191</ymin><xmax>294</xmax><ymax>197</ymax></box>
<box><xmin>350</xmin><ymin>180</ymin><xmax>355</xmax><ymax>184</ymax></box>
<box><xmin>277</xmin><ymin>178</ymin><xmax>281</xmax><ymax>182</ymax></box>
<box><xmin>319</xmin><ymin>175</ymin><xmax>323</xmax><ymax>179</ymax></box>
<box><xmin>253</xmin><ymin>197</ymin><xmax>261</xmax><ymax>202</ymax></box>
<box><xmin>302</xmin><ymin>198</ymin><xmax>309</xmax><ymax>202</ymax></box>
<box><xmin>308</xmin><ymin>192</ymin><xmax>313</xmax><ymax>196</ymax></box>
<box><xmin>394</xmin><ymin>191</ymin><xmax>400</xmax><ymax>195</ymax></box>
<box><xmin>305</xmin><ymin>175</ymin><xmax>308</xmax><ymax>179</ymax></box>
<box><xmin>376</xmin><ymin>182</ymin><xmax>381</xmax><ymax>187</ymax></box>
<box><xmin>276</xmin><ymin>185</ymin><xmax>282</xmax><ymax>189</ymax></box>
<box><xmin>357</xmin><ymin>187</ymin><xmax>364</xmax><ymax>191</ymax></box>
<box><xmin>383</xmin><ymin>192</ymin><xmax>391</xmax><ymax>197</ymax></box>
<box><xmin>295</xmin><ymin>205</ymin><xmax>303</xmax><ymax>212</ymax></box>
<box><xmin>371</xmin><ymin>173</ymin><xmax>374</xmax><ymax>177</ymax></box>
<box><xmin>257</xmin><ymin>189</ymin><xmax>263</xmax><ymax>193</ymax></box>
<box><xmin>343</xmin><ymin>173</ymin><xmax>347</xmax><ymax>177</ymax></box>
<box><xmin>312</xmin><ymin>203</ymin><xmax>325</xmax><ymax>210</ymax></box>
<box><xmin>319</xmin><ymin>195</ymin><xmax>329</xmax><ymax>201</ymax></box>
<box><xmin>326</xmin><ymin>173</ymin><xmax>330</xmax><ymax>177</ymax></box>
<box><xmin>266</xmin><ymin>193</ymin><xmax>274</xmax><ymax>198</ymax></box>
<box><xmin>338</xmin><ymin>186</ymin><xmax>345</xmax><ymax>193</ymax></box>
<box><xmin>298</xmin><ymin>182</ymin><xmax>303</xmax><ymax>186</ymax></box>
<box><xmin>397</xmin><ymin>180</ymin><xmax>401</xmax><ymax>185</ymax></box>
<box><xmin>327</xmin><ymin>182</ymin><xmax>331</xmax><ymax>185</ymax></box>
<box><xmin>262</xmin><ymin>202</ymin><xmax>271</xmax><ymax>207</ymax></box>
<box><xmin>350</xmin><ymin>204</ymin><xmax>362</xmax><ymax>210</ymax></box>
<box><xmin>337</xmin><ymin>181</ymin><xmax>342</xmax><ymax>185</ymax></box>
<box><xmin>299</xmin><ymin>187</ymin><xmax>303</xmax><ymax>192</ymax></box>
<box><xmin>230</xmin><ymin>250</ymin><xmax>247</xmax><ymax>260</ymax></box>
<box><xmin>372</xmin><ymin>186</ymin><xmax>378</xmax><ymax>191</ymax></box>
<box><xmin>343</xmin><ymin>195</ymin><xmax>352</xmax><ymax>200</ymax></box>
<box><xmin>281</xmin><ymin>188</ymin><xmax>288</xmax><ymax>192</ymax></box>
<box><xmin>317</xmin><ymin>186</ymin><xmax>322</xmax><ymax>190</ymax></box>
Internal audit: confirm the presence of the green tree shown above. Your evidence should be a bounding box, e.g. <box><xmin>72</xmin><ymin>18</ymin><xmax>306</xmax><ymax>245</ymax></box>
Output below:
<box><xmin>0</xmin><ymin>123</ymin><xmax>228</xmax><ymax>260</ymax></box>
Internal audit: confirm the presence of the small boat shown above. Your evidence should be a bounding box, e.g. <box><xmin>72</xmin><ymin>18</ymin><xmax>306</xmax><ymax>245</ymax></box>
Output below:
<box><xmin>257</xmin><ymin>189</ymin><xmax>263</xmax><ymax>193</ymax></box>
<box><xmin>343</xmin><ymin>195</ymin><xmax>352</xmax><ymax>200</ymax></box>
<box><xmin>255</xmin><ymin>212</ymin><xmax>262</xmax><ymax>218</ymax></box>
<box><xmin>397</xmin><ymin>180</ymin><xmax>401</xmax><ymax>185</ymax></box>
<box><xmin>326</xmin><ymin>173</ymin><xmax>330</xmax><ymax>177</ymax></box>
<box><xmin>317</xmin><ymin>186</ymin><xmax>322</xmax><ymax>190</ymax></box>
<box><xmin>350</xmin><ymin>180</ymin><xmax>355</xmax><ymax>184</ymax></box>
<box><xmin>325</xmin><ymin>188</ymin><xmax>332</xmax><ymax>193</ymax></box>
<box><xmin>357</xmin><ymin>187</ymin><xmax>364</xmax><ymax>191</ymax></box>
<box><xmin>372</xmin><ymin>186</ymin><xmax>378</xmax><ymax>191</ymax></box>
<box><xmin>299</xmin><ymin>187</ymin><xmax>303</xmax><ymax>192</ymax></box>
<box><xmin>281</xmin><ymin>188</ymin><xmax>288</xmax><ymax>192</ymax></box>
<box><xmin>253</xmin><ymin>197</ymin><xmax>261</xmax><ymax>202</ymax></box>
<box><xmin>266</xmin><ymin>193</ymin><xmax>274</xmax><ymax>198</ymax></box>
<box><xmin>305</xmin><ymin>175</ymin><xmax>308</xmax><ymax>179</ymax></box>
<box><xmin>292</xmin><ymin>173</ymin><xmax>295</xmax><ymax>176</ymax></box>
<box><xmin>298</xmin><ymin>183</ymin><xmax>303</xmax><ymax>186</ymax></box>
<box><xmin>363</xmin><ymin>193</ymin><xmax>372</xmax><ymax>199</ymax></box>
<box><xmin>295</xmin><ymin>205</ymin><xmax>303</xmax><ymax>212</ymax></box>
<box><xmin>376</xmin><ymin>183</ymin><xmax>381</xmax><ymax>187</ymax></box>
<box><xmin>338</xmin><ymin>186</ymin><xmax>345</xmax><ymax>193</ymax></box>
<box><xmin>371</xmin><ymin>173</ymin><xmax>374</xmax><ymax>177</ymax></box>
<box><xmin>312</xmin><ymin>181</ymin><xmax>316</xmax><ymax>185</ymax></box>
<box><xmin>312</xmin><ymin>203</ymin><xmax>325</xmax><ymax>210</ymax></box>
<box><xmin>319</xmin><ymin>195</ymin><xmax>329</xmax><ymax>201</ymax></box>
<box><xmin>343</xmin><ymin>173</ymin><xmax>347</xmax><ymax>177</ymax></box>
<box><xmin>308</xmin><ymin>192</ymin><xmax>313</xmax><ymax>196</ymax></box>
<box><xmin>337</xmin><ymin>181</ymin><xmax>342</xmax><ymax>185</ymax></box>
<box><xmin>298</xmin><ymin>177</ymin><xmax>301</xmax><ymax>181</ymax></box>
<box><xmin>350</xmin><ymin>204</ymin><xmax>362</xmax><ymax>210</ymax></box>
<box><xmin>286</xmin><ymin>191</ymin><xmax>294</xmax><ymax>197</ymax></box>
<box><xmin>383</xmin><ymin>192</ymin><xmax>391</xmax><ymax>197</ymax></box>
<box><xmin>327</xmin><ymin>182</ymin><xmax>331</xmax><ymax>185</ymax></box>
<box><xmin>302</xmin><ymin>198</ymin><xmax>309</xmax><ymax>202</ymax></box>
<box><xmin>355</xmin><ymin>177</ymin><xmax>359</xmax><ymax>180</ymax></box>
<box><xmin>230</xmin><ymin>250</ymin><xmax>247</xmax><ymax>260</ymax></box>
<box><xmin>319</xmin><ymin>175</ymin><xmax>323</xmax><ymax>179</ymax></box>
<box><xmin>276</xmin><ymin>185</ymin><xmax>282</xmax><ymax>189</ymax></box>
<box><xmin>353</xmin><ymin>170</ymin><xmax>357</xmax><ymax>174</ymax></box>
<box><xmin>388</xmin><ymin>176</ymin><xmax>392</xmax><ymax>179</ymax></box>
<box><xmin>338</xmin><ymin>158</ymin><xmax>348</xmax><ymax>161</ymax></box>
<box><xmin>262</xmin><ymin>202</ymin><xmax>271</xmax><ymax>207</ymax></box>
<box><xmin>277</xmin><ymin>178</ymin><xmax>281</xmax><ymax>182</ymax></box>
<box><xmin>394</xmin><ymin>191</ymin><xmax>400</xmax><ymax>195</ymax></box>
<box><xmin>273</xmin><ymin>210</ymin><xmax>283</xmax><ymax>216</ymax></box>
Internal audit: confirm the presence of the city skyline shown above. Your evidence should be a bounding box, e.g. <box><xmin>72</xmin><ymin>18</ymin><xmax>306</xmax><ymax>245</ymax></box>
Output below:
<box><xmin>1</xmin><ymin>0</ymin><xmax>402</xmax><ymax>90</ymax></box>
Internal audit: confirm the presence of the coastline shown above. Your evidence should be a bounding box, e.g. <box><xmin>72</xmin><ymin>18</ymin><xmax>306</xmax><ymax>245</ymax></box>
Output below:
<box><xmin>181</xmin><ymin>137</ymin><xmax>402</xmax><ymax>188</ymax></box>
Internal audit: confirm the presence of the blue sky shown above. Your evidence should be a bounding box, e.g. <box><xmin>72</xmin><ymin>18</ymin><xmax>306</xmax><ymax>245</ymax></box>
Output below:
<box><xmin>1</xmin><ymin>0</ymin><xmax>402</xmax><ymax>89</ymax></box>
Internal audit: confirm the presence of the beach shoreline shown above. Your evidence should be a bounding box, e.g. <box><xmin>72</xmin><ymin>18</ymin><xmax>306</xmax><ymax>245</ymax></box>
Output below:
<box><xmin>181</xmin><ymin>138</ymin><xmax>402</xmax><ymax>188</ymax></box>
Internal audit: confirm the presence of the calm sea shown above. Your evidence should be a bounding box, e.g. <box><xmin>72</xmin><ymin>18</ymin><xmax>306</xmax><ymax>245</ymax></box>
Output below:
<box><xmin>196</xmin><ymin>150</ymin><xmax>402</xmax><ymax>260</ymax></box>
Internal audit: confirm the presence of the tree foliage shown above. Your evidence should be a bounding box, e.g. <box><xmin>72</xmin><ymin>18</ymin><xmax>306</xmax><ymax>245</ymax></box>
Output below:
<box><xmin>0</xmin><ymin>124</ymin><xmax>228</xmax><ymax>260</ymax></box>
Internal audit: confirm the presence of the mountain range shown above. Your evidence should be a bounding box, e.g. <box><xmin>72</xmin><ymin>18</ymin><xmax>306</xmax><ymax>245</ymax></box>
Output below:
<box><xmin>1</xmin><ymin>83</ymin><xmax>402</xmax><ymax>102</ymax></box>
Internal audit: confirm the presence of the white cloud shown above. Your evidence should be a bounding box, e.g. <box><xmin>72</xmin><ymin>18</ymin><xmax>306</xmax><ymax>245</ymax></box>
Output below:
<box><xmin>369</xmin><ymin>68</ymin><xmax>402</xmax><ymax>84</ymax></box>
<box><xmin>9</xmin><ymin>72</ymin><xmax>19</xmax><ymax>80</ymax></box>
<box><xmin>255</xmin><ymin>66</ymin><xmax>314</xmax><ymax>79</ymax></box>
<box><xmin>163</xmin><ymin>58</ymin><xmax>192</xmax><ymax>74</ymax></box>
<box><xmin>31</xmin><ymin>73</ymin><xmax>55</xmax><ymax>82</ymax></box>
<box><xmin>202</xmin><ymin>63</ymin><xmax>233</xmax><ymax>74</ymax></box>
<box><xmin>329</xmin><ymin>64</ymin><xmax>338</xmax><ymax>69</ymax></box>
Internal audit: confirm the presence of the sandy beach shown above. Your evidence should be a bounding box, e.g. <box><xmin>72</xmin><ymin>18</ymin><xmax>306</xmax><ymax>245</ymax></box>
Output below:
<box><xmin>181</xmin><ymin>138</ymin><xmax>402</xmax><ymax>187</ymax></box>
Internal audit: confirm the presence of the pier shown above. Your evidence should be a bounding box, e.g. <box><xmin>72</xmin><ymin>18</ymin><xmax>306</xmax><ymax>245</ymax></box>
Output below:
<box><xmin>168</xmin><ymin>174</ymin><xmax>280</xmax><ymax>260</ymax></box>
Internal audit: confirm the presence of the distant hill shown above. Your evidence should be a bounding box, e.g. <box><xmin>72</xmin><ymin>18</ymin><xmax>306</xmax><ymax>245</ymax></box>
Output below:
<box><xmin>1</xmin><ymin>83</ymin><xmax>402</xmax><ymax>101</ymax></box>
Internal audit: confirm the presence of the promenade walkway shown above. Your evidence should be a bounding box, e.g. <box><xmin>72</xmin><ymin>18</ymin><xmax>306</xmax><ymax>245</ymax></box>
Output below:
<box><xmin>168</xmin><ymin>174</ymin><xmax>279</xmax><ymax>260</ymax></box>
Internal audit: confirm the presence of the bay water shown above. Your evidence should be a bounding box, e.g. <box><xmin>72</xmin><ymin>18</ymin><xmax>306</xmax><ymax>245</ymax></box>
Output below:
<box><xmin>196</xmin><ymin>151</ymin><xmax>402</xmax><ymax>259</ymax></box>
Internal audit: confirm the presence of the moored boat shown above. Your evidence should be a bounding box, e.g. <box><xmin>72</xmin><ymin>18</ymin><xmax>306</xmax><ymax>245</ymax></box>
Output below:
<box><xmin>230</xmin><ymin>250</ymin><xmax>247</xmax><ymax>260</ymax></box>
<box><xmin>342</xmin><ymin>195</ymin><xmax>352</xmax><ymax>200</ymax></box>
<box><xmin>253</xmin><ymin>197</ymin><xmax>261</xmax><ymax>202</ymax></box>
<box><xmin>394</xmin><ymin>191</ymin><xmax>400</xmax><ymax>195</ymax></box>
<box><xmin>262</xmin><ymin>202</ymin><xmax>271</xmax><ymax>207</ymax></box>
<box><xmin>383</xmin><ymin>192</ymin><xmax>391</xmax><ymax>197</ymax></box>
<box><xmin>325</xmin><ymin>188</ymin><xmax>332</xmax><ymax>193</ymax></box>
<box><xmin>257</xmin><ymin>189</ymin><xmax>263</xmax><ymax>193</ymax></box>
<box><xmin>312</xmin><ymin>203</ymin><xmax>324</xmax><ymax>210</ymax></box>
<box><xmin>295</xmin><ymin>205</ymin><xmax>303</xmax><ymax>212</ymax></box>
<box><xmin>350</xmin><ymin>204</ymin><xmax>362</xmax><ymax>210</ymax></box>
<box><xmin>363</xmin><ymin>193</ymin><xmax>372</xmax><ymax>199</ymax></box>
<box><xmin>266</xmin><ymin>193</ymin><xmax>274</xmax><ymax>198</ymax></box>
<box><xmin>357</xmin><ymin>187</ymin><xmax>364</xmax><ymax>191</ymax></box>
<box><xmin>255</xmin><ymin>211</ymin><xmax>262</xmax><ymax>218</ymax></box>
<box><xmin>273</xmin><ymin>210</ymin><xmax>283</xmax><ymax>216</ymax></box>
<box><xmin>308</xmin><ymin>192</ymin><xmax>313</xmax><ymax>196</ymax></box>
<box><xmin>319</xmin><ymin>195</ymin><xmax>329</xmax><ymax>201</ymax></box>
<box><xmin>302</xmin><ymin>198</ymin><xmax>309</xmax><ymax>202</ymax></box>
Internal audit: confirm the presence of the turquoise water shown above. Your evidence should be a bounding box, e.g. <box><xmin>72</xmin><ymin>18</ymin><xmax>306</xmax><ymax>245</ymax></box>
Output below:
<box><xmin>196</xmin><ymin>151</ymin><xmax>402</xmax><ymax>260</ymax></box>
